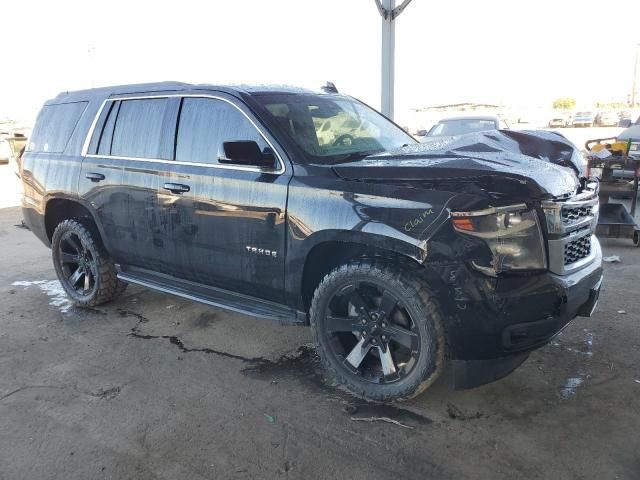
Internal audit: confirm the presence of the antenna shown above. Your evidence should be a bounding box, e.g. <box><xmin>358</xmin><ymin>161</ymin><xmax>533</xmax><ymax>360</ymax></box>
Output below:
<box><xmin>321</xmin><ymin>81</ymin><xmax>338</xmax><ymax>94</ymax></box>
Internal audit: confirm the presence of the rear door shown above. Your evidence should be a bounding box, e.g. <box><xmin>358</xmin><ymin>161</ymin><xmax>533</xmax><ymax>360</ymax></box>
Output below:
<box><xmin>163</xmin><ymin>94</ymin><xmax>291</xmax><ymax>302</ymax></box>
<box><xmin>80</xmin><ymin>96</ymin><xmax>179</xmax><ymax>268</ymax></box>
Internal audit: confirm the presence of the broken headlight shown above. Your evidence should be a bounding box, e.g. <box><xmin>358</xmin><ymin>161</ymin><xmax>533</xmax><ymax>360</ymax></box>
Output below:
<box><xmin>451</xmin><ymin>204</ymin><xmax>547</xmax><ymax>275</ymax></box>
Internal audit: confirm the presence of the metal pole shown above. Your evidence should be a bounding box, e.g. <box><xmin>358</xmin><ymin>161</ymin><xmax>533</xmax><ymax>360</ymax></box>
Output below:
<box><xmin>632</xmin><ymin>43</ymin><xmax>639</xmax><ymax>107</ymax></box>
<box><xmin>380</xmin><ymin>0</ymin><xmax>395</xmax><ymax>119</ymax></box>
<box><xmin>375</xmin><ymin>0</ymin><xmax>412</xmax><ymax>119</ymax></box>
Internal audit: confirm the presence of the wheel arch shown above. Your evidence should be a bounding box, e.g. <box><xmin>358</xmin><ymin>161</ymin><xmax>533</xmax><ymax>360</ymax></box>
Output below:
<box><xmin>298</xmin><ymin>232</ymin><xmax>427</xmax><ymax>312</ymax></box>
<box><xmin>44</xmin><ymin>196</ymin><xmax>109</xmax><ymax>250</ymax></box>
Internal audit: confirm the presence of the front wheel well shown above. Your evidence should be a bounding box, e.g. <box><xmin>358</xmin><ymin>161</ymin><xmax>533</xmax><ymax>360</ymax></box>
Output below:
<box><xmin>45</xmin><ymin>199</ymin><xmax>98</xmax><ymax>242</ymax></box>
<box><xmin>301</xmin><ymin>241</ymin><xmax>423</xmax><ymax>311</ymax></box>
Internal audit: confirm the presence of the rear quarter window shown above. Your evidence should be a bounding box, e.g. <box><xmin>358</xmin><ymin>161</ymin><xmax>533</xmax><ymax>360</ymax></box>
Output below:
<box><xmin>28</xmin><ymin>101</ymin><xmax>88</xmax><ymax>153</ymax></box>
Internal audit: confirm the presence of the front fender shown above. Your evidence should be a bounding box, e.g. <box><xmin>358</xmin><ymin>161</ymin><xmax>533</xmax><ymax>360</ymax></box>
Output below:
<box><xmin>283</xmin><ymin>174</ymin><xmax>480</xmax><ymax>307</ymax></box>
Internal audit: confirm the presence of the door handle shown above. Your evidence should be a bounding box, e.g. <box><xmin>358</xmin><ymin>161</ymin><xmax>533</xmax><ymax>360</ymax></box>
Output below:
<box><xmin>85</xmin><ymin>172</ymin><xmax>105</xmax><ymax>182</ymax></box>
<box><xmin>163</xmin><ymin>182</ymin><xmax>190</xmax><ymax>194</ymax></box>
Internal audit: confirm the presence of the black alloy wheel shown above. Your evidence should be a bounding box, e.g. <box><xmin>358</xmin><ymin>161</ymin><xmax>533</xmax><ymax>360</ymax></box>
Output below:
<box><xmin>324</xmin><ymin>281</ymin><xmax>421</xmax><ymax>384</ymax></box>
<box><xmin>310</xmin><ymin>261</ymin><xmax>444</xmax><ymax>402</ymax></box>
<box><xmin>51</xmin><ymin>219</ymin><xmax>127</xmax><ymax>307</ymax></box>
<box><xmin>57</xmin><ymin>230</ymin><xmax>98</xmax><ymax>296</ymax></box>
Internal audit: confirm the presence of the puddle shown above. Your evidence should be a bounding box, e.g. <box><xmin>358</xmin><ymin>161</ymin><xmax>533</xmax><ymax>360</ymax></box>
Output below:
<box><xmin>12</xmin><ymin>280</ymin><xmax>72</xmax><ymax>313</ymax></box>
<box><xmin>584</xmin><ymin>330</ymin><xmax>593</xmax><ymax>349</ymax></box>
<box><xmin>552</xmin><ymin>329</ymin><xmax>594</xmax><ymax>357</ymax></box>
<box><xmin>560</xmin><ymin>376</ymin><xmax>584</xmax><ymax>399</ymax></box>
<box><xmin>243</xmin><ymin>344</ymin><xmax>326</xmax><ymax>389</ymax></box>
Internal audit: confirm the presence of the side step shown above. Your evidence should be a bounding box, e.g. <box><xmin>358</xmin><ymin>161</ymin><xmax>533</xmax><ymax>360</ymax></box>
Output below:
<box><xmin>117</xmin><ymin>267</ymin><xmax>307</xmax><ymax>326</ymax></box>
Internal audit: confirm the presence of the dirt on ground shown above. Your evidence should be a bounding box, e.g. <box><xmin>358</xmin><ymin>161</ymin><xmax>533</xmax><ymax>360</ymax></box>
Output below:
<box><xmin>0</xmin><ymin>202</ymin><xmax>639</xmax><ymax>479</ymax></box>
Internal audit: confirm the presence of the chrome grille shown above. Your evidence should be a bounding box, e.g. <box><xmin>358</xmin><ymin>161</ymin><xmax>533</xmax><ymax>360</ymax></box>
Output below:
<box><xmin>562</xmin><ymin>205</ymin><xmax>592</xmax><ymax>225</ymax></box>
<box><xmin>543</xmin><ymin>185</ymin><xmax>599</xmax><ymax>275</ymax></box>
<box><xmin>564</xmin><ymin>235</ymin><xmax>591</xmax><ymax>265</ymax></box>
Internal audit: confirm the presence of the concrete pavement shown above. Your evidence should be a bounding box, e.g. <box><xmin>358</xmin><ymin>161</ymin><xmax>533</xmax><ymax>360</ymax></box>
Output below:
<box><xmin>0</xmin><ymin>203</ymin><xmax>639</xmax><ymax>479</ymax></box>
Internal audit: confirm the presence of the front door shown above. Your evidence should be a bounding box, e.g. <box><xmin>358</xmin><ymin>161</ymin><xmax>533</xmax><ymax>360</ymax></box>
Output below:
<box><xmin>161</xmin><ymin>95</ymin><xmax>290</xmax><ymax>303</ymax></box>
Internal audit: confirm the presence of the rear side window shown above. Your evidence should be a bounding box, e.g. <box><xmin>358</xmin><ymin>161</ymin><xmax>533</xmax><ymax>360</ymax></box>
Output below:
<box><xmin>175</xmin><ymin>98</ymin><xmax>268</xmax><ymax>165</ymax></box>
<box><xmin>110</xmin><ymin>98</ymin><xmax>169</xmax><ymax>159</ymax></box>
<box><xmin>28</xmin><ymin>101</ymin><xmax>88</xmax><ymax>153</ymax></box>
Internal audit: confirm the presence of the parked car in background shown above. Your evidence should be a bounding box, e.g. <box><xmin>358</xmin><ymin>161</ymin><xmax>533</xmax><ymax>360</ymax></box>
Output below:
<box><xmin>617</xmin><ymin>124</ymin><xmax>640</xmax><ymax>145</ymax></box>
<box><xmin>548</xmin><ymin>113</ymin><xmax>572</xmax><ymax>128</ymax></box>
<box><xmin>618</xmin><ymin>111</ymin><xmax>633</xmax><ymax>127</ymax></box>
<box><xmin>572</xmin><ymin>111</ymin><xmax>594</xmax><ymax>127</ymax></box>
<box><xmin>594</xmin><ymin>111</ymin><xmax>618</xmax><ymax>127</ymax></box>
<box><xmin>423</xmin><ymin>115</ymin><xmax>507</xmax><ymax>138</ymax></box>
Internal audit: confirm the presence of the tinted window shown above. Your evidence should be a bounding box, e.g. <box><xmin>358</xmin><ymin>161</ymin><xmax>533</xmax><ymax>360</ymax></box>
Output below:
<box><xmin>28</xmin><ymin>101</ymin><xmax>88</xmax><ymax>153</ymax></box>
<box><xmin>111</xmin><ymin>98</ymin><xmax>169</xmax><ymax>159</ymax></box>
<box><xmin>176</xmin><ymin>98</ymin><xmax>268</xmax><ymax>165</ymax></box>
<box><xmin>96</xmin><ymin>101</ymin><xmax>120</xmax><ymax>155</ymax></box>
<box><xmin>256</xmin><ymin>94</ymin><xmax>415</xmax><ymax>163</ymax></box>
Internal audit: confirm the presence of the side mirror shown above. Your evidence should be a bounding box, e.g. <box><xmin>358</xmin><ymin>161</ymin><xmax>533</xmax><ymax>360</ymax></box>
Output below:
<box><xmin>219</xmin><ymin>141</ymin><xmax>276</xmax><ymax>168</ymax></box>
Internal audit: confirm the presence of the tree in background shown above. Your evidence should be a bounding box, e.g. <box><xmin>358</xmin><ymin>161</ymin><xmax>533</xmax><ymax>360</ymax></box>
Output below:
<box><xmin>597</xmin><ymin>101</ymin><xmax>627</xmax><ymax>108</ymax></box>
<box><xmin>552</xmin><ymin>97</ymin><xmax>576</xmax><ymax>109</ymax></box>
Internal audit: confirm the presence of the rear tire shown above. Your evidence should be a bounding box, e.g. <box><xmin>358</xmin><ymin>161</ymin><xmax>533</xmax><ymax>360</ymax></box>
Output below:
<box><xmin>310</xmin><ymin>260</ymin><xmax>445</xmax><ymax>402</ymax></box>
<box><xmin>51</xmin><ymin>219</ymin><xmax>127</xmax><ymax>307</ymax></box>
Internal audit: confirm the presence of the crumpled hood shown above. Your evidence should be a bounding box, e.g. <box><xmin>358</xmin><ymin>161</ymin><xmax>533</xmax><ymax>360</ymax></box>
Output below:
<box><xmin>332</xmin><ymin>130</ymin><xmax>582</xmax><ymax>201</ymax></box>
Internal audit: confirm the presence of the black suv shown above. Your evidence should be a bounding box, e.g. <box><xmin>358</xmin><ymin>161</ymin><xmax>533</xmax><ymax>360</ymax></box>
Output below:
<box><xmin>21</xmin><ymin>82</ymin><xmax>603</xmax><ymax>401</ymax></box>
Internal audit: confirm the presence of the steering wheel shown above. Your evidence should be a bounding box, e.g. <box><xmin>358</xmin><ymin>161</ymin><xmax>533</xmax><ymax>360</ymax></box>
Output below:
<box><xmin>333</xmin><ymin>134</ymin><xmax>355</xmax><ymax>147</ymax></box>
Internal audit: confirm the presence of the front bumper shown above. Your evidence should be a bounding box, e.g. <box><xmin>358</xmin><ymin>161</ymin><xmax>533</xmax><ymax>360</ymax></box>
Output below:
<box><xmin>502</xmin><ymin>240</ymin><xmax>602</xmax><ymax>352</ymax></box>
<box><xmin>445</xmin><ymin>237</ymin><xmax>602</xmax><ymax>388</ymax></box>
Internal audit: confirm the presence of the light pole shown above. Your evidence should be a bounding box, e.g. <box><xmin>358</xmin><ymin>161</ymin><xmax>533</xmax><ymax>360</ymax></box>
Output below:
<box><xmin>632</xmin><ymin>43</ymin><xmax>639</xmax><ymax>107</ymax></box>
<box><xmin>375</xmin><ymin>0</ymin><xmax>413</xmax><ymax>119</ymax></box>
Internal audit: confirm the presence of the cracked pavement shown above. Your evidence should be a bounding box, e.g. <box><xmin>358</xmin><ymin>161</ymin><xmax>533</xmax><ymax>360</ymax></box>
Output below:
<box><xmin>1</xmin><ymin>202</ymin><xmax>639</xmax><ymax>479</ymax></box>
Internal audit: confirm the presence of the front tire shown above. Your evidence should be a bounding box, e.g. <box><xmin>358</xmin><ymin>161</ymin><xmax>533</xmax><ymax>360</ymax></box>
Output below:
<box><xmin>51</xmin><ymin>219</ymin><xmax>127</xmax><ymax>307</ymax></box>
<box><xmin>310</xmin><ymin>260</ymin><xmax>445</xmax><ymax>402</ymax></box>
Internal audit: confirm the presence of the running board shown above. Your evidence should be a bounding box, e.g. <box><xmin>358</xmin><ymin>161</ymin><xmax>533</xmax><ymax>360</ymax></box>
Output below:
<box><xmin>117</xmin><ymin>268</ymin><xmax>307</xmax><ymax>325</ymax></box>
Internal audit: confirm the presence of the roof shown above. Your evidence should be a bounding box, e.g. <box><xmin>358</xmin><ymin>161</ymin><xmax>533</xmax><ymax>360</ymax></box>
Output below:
<box><xmin>49</xmin><ymin>81</ymin><xmax>320</xmax><ymax>104</ymax></box>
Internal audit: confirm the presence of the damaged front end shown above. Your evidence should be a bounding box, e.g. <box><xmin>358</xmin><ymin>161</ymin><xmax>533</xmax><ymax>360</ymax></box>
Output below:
<box><xmin>450</xmin><ymin>204</ymin><xmax>547</xmax><ymax>277</ymax></box>
<box><xmin>335</xmin><ymin>130</ymin><xmax>603</xmax><ymax>389</ymax></box>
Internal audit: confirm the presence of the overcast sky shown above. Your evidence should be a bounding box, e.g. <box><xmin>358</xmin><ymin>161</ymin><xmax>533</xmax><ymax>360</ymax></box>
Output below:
<box><xmin>2</xmin><ymin>0</ymin><xmax>639</xmax><ymax>124</ymax></box>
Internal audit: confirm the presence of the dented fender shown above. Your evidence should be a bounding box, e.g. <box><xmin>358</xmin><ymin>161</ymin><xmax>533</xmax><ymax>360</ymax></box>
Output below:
<box><xmin>283</xmin><ymin>170</ymin><xmax>488</xmax><ymax>307</ymax></box>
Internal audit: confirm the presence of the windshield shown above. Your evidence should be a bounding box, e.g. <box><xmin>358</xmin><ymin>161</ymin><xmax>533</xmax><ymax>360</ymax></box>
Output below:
<box><xmin>428</xmin><ymin>119</ymin><xmax>497</xmax><ymax>137</ymax></box>
<box><xmin>254</xmin><ymin>93</ymin><xmax>416</xmax><ymax>164</ymax></box>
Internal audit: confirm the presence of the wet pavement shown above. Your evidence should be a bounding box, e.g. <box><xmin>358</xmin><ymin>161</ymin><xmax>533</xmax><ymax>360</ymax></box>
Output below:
<box><xmin>1</xmin><ymin>199</ymin><xmax>640</xmax><ymax>478</ymax></box>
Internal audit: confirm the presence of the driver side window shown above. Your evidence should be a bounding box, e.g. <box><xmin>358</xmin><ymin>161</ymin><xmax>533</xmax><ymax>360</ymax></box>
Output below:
<box><xmin>176</xmin><ymin>98</ymin><xmax>269</xmax><ymax>165</ymax></box>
